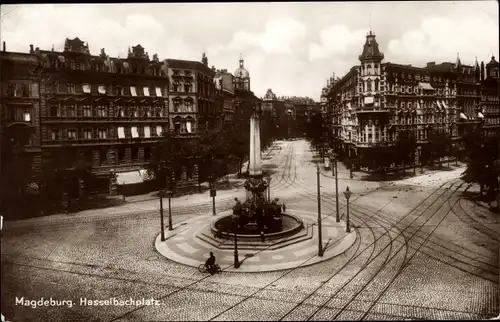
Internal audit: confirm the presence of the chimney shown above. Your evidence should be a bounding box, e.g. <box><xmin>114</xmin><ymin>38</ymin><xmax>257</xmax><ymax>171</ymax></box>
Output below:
<box><xmin>30</xmin><ymin>44</ymin><xmax>34</xmax><ymax>53</ymax></box>
<box><xmin>2</xmin><ymin>41</ymin><xmax>5</xmax><ymax>52</ymax></box>
<box><xmin>426</xmin><ymin>62</ymin><xmax>435</xmax><ymax>69</ymax></box>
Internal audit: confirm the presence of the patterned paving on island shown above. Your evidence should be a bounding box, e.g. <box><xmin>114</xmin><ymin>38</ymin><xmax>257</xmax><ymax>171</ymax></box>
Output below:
<box><xmin>155</xmin><ymin>209</ymin><xmax>357</xmax><ymax>272</ymax></box>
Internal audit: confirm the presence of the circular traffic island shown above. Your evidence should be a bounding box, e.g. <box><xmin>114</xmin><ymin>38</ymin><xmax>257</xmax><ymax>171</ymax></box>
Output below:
<box><xmin>155</xmin><ymin>209</ymin><xmax>357</xmax><ymax>273</ymax></box>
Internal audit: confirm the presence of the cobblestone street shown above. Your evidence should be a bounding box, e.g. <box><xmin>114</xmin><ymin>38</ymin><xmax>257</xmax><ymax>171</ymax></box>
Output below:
<box><xmin>1</xmin><ymin>139</ymin><xmax>498</xmax><ymax>321</ymax></box>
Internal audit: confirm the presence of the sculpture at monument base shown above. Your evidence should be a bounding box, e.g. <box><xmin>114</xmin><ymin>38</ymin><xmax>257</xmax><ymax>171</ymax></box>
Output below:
<box><xmin>231</xmin><ymin>197</ymin><xmax>283</xmax><ymax>233</ymax></box>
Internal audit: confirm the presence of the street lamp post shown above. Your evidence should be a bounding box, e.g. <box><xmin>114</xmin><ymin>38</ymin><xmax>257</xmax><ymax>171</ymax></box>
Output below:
<box><xmin>166</xmin><ymin>189</ymin><xmax>173</xmax><ymax>231</ymax></box>
<box><xmin>316</xmin><ymin>164</ymin><xmax>324</xmax><ymax>257</ymax></box>
<box><xmin>348</xmin><ymin>148</ymin><xmax>353</xmax><ymax>179</ymax></box>
<box><xmin>418</xmin><ymin>146</ymin><xmax>424</xmax><ymax>174</ymax></box>
<box><xmin>209</xmin><ymin>175</ymin><xmax>216</xmax><ymax>215</ymax></box>
<box><xmin>233</xmin><ymin>222</ymin><xmax>240</xmax><ymax>268</ymax></box>
<box><xmin>159</xmin><ymin>189</ymin><xmax>166</xmax><ymax>241</ymax></box>
<box><xmin>343</xmin><ymin>186</ymin><xmax>352</xmax><ymax>233</ymax></box>
<box><xmin>330</xmin><ymin>150</ymin><xmax>340</xmax><ymax>223</ymax></box>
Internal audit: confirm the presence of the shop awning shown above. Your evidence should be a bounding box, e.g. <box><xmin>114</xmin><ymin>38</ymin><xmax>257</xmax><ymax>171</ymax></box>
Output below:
<box><xmin>116</xmin><ymin>170</ymin><xmax>144</xmax><ymax>185</ymax></box>
<box><xmin>418</xmin><ymin>82</ymin><xmax>434</xmax><ymax>90</ymax></box>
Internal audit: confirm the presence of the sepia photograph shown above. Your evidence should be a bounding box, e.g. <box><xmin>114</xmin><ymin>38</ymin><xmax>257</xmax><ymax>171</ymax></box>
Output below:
<box><xmin>0</xmin><ymin>1</ymin><xmax>499</xmax><ymax>321</ymax></box>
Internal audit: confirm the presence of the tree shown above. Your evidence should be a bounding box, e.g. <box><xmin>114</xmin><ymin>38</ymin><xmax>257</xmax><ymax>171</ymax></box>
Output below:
<box><xmin>358</xmin><ymin>145</ymin><xmax>395</xmax><ymax>174</ymax></box>
<box><xmin>148</xmin><ymin>131</ymin><xmax>194</xmax><ymax>191</ymax></box>
<box><xmin>305</xmin><ymin>111</ymin><xmax>325</xmax><ymax>156</ymax></box>
<box><xmin>461</xmin><ymin>127</ymin><xmax>499</xmax><ymax>196</ymax></box>
<box><xmin>394</xmin><ymin>130</ymin><xmax>417</xmax><ymax>171</ymax></box>
<box><xmin>224</xmin><ymin>125</ymin><xmax>249</xmax><ymax>176</ymax></box>
<box><xmin>41</xmin><ymin>144</ymin><xmax>93</xmax><ymax>211</ymax></box>
<box><xmin>426</xmin><ymin>130</ymin><xmax>451</xmax><ymax>168</ymax></box>
<box><xmin>197</xmin><ymin>129</ymin><xmax>231</xmax><ymax>182</ymax></box>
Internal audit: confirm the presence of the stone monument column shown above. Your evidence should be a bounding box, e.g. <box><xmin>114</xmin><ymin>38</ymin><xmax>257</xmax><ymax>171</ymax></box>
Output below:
<box><xmin>249</xmin><ymin>114</ymin><xmax>262</xmax><ymax>176</ymax></box>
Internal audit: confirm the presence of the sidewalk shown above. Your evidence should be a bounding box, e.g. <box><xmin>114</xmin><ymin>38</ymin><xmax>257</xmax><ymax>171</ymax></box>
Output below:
<box><xmin>3</xmin><ymin>144</ymin><xmax>279</xmax><ymax>229</ymax></box>
<box><xmin>318</xmin><ymin>159</ymin><xmax>467</xmax><ymax>183</ymax></box>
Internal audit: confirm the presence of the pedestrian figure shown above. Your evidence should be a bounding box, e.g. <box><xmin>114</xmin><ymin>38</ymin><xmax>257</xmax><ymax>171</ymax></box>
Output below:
<box><xmin>282</xmin><ymin>203</ymin><xmax>286</xmax><ymax>213</ymax></box>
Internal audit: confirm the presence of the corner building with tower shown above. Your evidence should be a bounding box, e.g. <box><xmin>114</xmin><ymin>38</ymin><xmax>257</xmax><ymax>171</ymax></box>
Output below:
<box><xmin>326</xmin><ymin>31</ymin><xmax>499</xmax><ymax>169</ymax></box>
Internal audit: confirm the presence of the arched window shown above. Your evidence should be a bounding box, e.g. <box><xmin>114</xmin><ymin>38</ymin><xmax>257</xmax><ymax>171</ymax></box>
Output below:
<box><xmin>367</xmin><ymin>64</ymin><xmax>372</xmax><ymax>75</ymax></box>
<box><xmin>367</xmin><ymin>79</ymin><xmax>372</xmax><ymax>91</ymax></box>
<box><xmin>362</xmin><ymin>81</ymin><xmax>365</xmax><ymax>92</ymax></box>
<box><xmin>374</xmin><ymin>79</ymin><xmax>379</xmax><ymax>91</ymax></box>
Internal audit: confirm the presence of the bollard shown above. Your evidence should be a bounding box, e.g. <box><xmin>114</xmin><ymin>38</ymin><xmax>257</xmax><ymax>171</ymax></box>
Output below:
<box><xmin>261</xmin><ymin>231</ymin><xmax>265</xmax><ymax>242</ymax></box>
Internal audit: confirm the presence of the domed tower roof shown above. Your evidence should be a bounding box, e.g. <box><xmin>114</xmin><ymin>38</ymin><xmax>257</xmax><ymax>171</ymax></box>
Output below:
<box><xmin>358</xmin><ymin>31</ymin><xmax>384</xmax><ymax>62</ymax></box>
<box><xmin>486</xmin><ymin>55</ymin><xmax>499</xmax><ymax>68</ymax></box>
<box><xmin>234</xmin><ymin>56</ymin><xmax>250</xmax><ymax>79</ymax></box>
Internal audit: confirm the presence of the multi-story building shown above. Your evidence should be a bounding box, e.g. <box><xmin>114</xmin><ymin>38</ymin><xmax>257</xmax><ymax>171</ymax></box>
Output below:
<box><xmin>165</xmin><ymin>54</ymin><xmax>217</xmax><ymax>188</ymax></box>
<box><xmin>283</xmin><ymin>96</ymin><xmax>316</xmax><ymax>138</ymax></box>
<box><xmin>326</xmin><ymin>30</ymin><xmax>497</xmax><ymax>166</ymax></box>
<box><xmin>1</xmin><ymin>37</ymin><xmax>171</xmax><ymax>198</ymax></box>
<box><xmin>0</xmin><ymin>42</ymin><xmax>42</xmax><ymax>186</ymax></box>
<box><xmin>214</xmin><ymin>69</ymin><xmax>236</xmax><ymax>127</ymax></box>
<box><xmin>481</xmin><ymin>56</ymin><xmax>500</xmax><ymax>138</ymax></box>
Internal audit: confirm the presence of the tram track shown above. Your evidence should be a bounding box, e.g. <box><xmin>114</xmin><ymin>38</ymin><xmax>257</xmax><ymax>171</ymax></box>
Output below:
<box><xmin>3</xmin><ymin>140</ymin><xmax>497</xmax><ymax>321</ymax></box>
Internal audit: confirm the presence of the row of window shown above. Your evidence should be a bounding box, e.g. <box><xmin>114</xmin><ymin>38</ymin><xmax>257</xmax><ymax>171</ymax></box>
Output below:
<box><xmin>389</xmin><ymin>72</ymin><xmax>475</xmax><ymax>83</ymax></box>
<box><xmin>51</xmin><ymin>82</ymin><xmax>164</xmax><ymax>97</ymax></box>
<box><xmin>481</xmin><ymin>95</ymin><xmax>499</xmax><ymax>102</ymax></box>
<box><xmin>47</xmin><ymin>57</ymin><xmax>164</xmax><ymax>77</ymax></box>
<box><xmin>48</xmin><ymin>122</ymin><xmax>198</xmax><ymax>141</ymax></box>
<box><xmin>356</xmin><ymin>128</ymin><xmax>455</xmax><ymax>144</ymax></box>
<box><xmin>8</xmin><ymin>107</ymin><xmax>31</xmax><ymax>122</ymax></box>
<box><xmin>484</xmin><ymin>117</ymin><xmax>500</xmax><ymax>125</ymax></box>
<box><xmin>49</xmin><ymin>104</ymin><xmax>167</xmax><ymax>118</ymax></box>
<box><xmin>6</xmin><ymin>83</ymin><xmax>38</xmax><ymax>97</ymax></box>
<box><xmin>49</xmin><ymin>125</ymin><xmax>165</xmax><ymax>141</ymax></box>
<box><xmin>483</xmin><ymin>106</ymin><xmax>499</xmax><ymax>113</ymax></box>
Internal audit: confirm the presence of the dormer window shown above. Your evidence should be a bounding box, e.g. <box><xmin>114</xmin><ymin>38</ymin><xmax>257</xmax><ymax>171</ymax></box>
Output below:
<box><xmin>130</xmin><ymin>86</ymin><xmax>137</xmax><ymax>96</ymax></box>
<box><xmin>98</xmin><ymin>85</ymin><xmax>106</xmax><ymax>95</ymax></box>
<box><xmin>143</xmin><ymin>87</ymin><xmax>150</xmax><ymax>96</ymax></box>
<box><xmin>155</xmin><ymin>87</ymin><xmax>162</xmax><ymax>97</ymax></box>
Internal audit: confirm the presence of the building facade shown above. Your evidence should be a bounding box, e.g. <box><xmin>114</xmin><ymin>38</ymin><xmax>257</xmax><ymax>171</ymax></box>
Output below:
<box><xmin>9</xmin><ymin>38</ymin><xmax>171</xmax><ymax>196</ymax></box>
<box><xmin>214</xmin><ymin>69</ymin><xmax>236</xmax><ymax>127</ymax></box>
<box><xmin>0</xmin><ymin>44</ymin><xmax>43</xmax><ymax>189</ymax></box>
<box><xmin>326</xmin><ymin>31</ymin><xmax>499</xmax><ymax>167</ymax></box>
<box><xmin>481</xmin><ymin>56</ymin><xmax>500</xmax><ymax>138</ymax></box>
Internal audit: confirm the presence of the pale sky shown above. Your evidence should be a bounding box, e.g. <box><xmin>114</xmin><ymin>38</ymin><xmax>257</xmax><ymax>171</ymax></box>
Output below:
<box><xmin>1</xmin><ymin>2</ymin><xmax>498</xmax><ymax>101</ymax></box>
